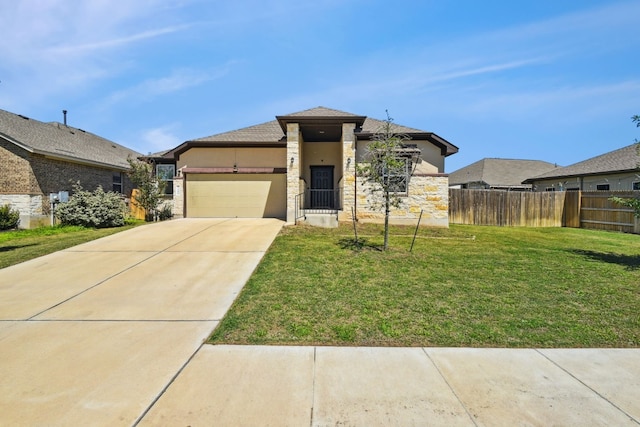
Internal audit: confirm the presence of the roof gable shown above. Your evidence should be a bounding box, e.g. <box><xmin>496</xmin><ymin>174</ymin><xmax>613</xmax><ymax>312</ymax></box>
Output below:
<box><xmin>0</xmin><ymin>109</ymin><xmax>141</xmax><ymax>169</ymax></box>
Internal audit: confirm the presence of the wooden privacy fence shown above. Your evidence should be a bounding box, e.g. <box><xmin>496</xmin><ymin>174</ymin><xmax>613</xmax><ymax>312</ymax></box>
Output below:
<box><xmin>580</xmin><ymin>191</ymin><xmax>639</xmax><ymax>234</ymax></box>
<box><xmin>129</xmin><ymin>189</ymin><xmax>146</xmax><ymax>220</ymax></box>
<box><xmin>449</xmin><ymin>189</ymin><xmax>639</xmax><ymax>233</ymax></box>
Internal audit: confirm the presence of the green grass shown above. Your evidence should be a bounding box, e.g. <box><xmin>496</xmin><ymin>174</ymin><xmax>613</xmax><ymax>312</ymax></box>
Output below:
<box><xmin>210</xmin><ymin>224</ymin><xmax>640</xmax><ymax>348</ymax></box>
<box><xmin>0</xmin><ymin>222</ymin><xmax>144</xmax><ymax>269</ymax></box>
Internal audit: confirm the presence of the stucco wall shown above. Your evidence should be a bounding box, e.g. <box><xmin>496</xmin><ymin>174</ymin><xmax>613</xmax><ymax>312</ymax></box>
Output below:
<box><xmin>356</xmin><ymin>139</ymin><xmax>444</xmax><ymax>173</ymax></box>
<box><xmin>301</xmin><ymin>141</ymin><xmax>342</xmax><ymax>189</ymax></box>
<box><xmin>177</xmin><ymin>147</ymin><xmax>286</xmax><ymax>169</ymax></box>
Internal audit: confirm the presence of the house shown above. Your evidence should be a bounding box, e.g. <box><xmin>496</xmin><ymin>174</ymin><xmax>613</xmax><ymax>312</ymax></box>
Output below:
<box><xmin>0</xmin><ymin>109</ymin><xmax>141</xmax><ymax>227</ymax></box>
<box><xmin>449</xmin><ymin>158</ymin><xmax>559</xmax><ymax>191</ymax></box>
<box><xmin>523</xmin><ymin>143</ymin><xmax>640</xmax><ymax>191</ymax></box>
<box><xmin>159</xmin><ymin>106</ymin><xmax>458</xmax><ymax>227</ymax></box>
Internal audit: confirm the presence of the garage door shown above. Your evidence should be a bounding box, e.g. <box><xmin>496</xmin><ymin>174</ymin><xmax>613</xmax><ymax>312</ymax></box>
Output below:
<box><xmin>186</xmin><ymin>174</ymin><xmax>286</xmax><ymax>218</ymax></box>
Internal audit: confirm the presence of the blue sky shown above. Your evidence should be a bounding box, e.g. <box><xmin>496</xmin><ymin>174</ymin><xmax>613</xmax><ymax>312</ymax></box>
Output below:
<box><xmin>0</xmin><ymin>0</ymin><xmax>638</xmax><ymax>172</ymax></box>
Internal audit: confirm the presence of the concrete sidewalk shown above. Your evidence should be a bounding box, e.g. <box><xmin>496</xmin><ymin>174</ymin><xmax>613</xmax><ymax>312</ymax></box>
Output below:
<box><xmin>1</xmin><ymin>218</ymin><xmax>638</xmax><ymax>426</ymax></box>
<box><xmin>140</xmin><ymin>345</ymin><xmax>640</xmax><ymax>426</ymax></box>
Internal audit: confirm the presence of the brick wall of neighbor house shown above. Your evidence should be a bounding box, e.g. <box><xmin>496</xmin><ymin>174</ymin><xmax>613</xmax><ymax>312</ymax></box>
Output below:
<box><xmin>0</xmin><ymin>138</ymin><xmax>35</xmax><ymax>193</ymax></box>
<box><xmin>30</xmin><ymin>154</ymin><xmax>127</xmax><ymax>195</ymax></box>
<box><xmin>2</xmin><ymin>143</ymin><xmax>133</xmax><ymax>227</ymax></box>
<box><xmin>340</xmin><ymin>175</ymin><xmax>450</xmax><ymax>227</ymax></box>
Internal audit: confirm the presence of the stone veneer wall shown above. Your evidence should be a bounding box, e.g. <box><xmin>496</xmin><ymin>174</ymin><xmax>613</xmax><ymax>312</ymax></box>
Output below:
<box><xmin>172</xmin><ymin>176</ymin><xmax>184</xmax><ymax>218</ymax></box>
<box><xmin>286</xmin><ymin>123</ymin><xmax>301</xmax><ymax>223</ymax></box>
<box><xmin>340</xmin><ymin>174</ymin><xmax>450</xmax><ymax>227</ymax></box>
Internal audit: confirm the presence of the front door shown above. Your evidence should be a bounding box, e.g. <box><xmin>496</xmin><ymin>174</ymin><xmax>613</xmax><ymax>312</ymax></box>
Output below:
<box><xmin>310</xmin><ymin>166</ymin><xmax>334</xmax><ymax>209</ymax></box>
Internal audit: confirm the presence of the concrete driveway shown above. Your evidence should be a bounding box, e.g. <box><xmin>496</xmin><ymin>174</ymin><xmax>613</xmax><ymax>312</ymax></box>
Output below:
<box><xmin>0</xmin><ymin>218</ymin><xmax>283</xmax><ymax>426</ymax></box>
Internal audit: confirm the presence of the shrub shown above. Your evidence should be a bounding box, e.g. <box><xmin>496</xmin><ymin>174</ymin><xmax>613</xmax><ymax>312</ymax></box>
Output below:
<box><xmin>158</xmin><ymin>203</ymin><xmax>173</xmax><ymax>221</ymax></box>
<box><xmin>56</xmin><ymin>184</ymin><xmax>126</xmax><ymax>228</ymax></box>
<box><xmin>0</xmin><ymin>204</ymin><xmax>20</xmax><ymax>230</ymax></box>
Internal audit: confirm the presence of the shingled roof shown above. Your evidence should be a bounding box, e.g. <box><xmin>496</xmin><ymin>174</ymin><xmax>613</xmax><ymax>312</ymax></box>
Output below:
<box><xmin>0</xmin><ymin>109</ymin><xmax>141</xmax><ymax>170</ymax></box>
<box><xmin>166</xmin><ymin>106</ymin><xmax>458</xmax><ymax>157</ymax></box>
<box><xmin>450</xmin><ymin>158</ymin><xmax>560</xmax><ymax>188</ymax></box>
<box><xmin>523</xmin><ymin>143</ymin><xmax>640</xmax><ymax>183</ymax></box>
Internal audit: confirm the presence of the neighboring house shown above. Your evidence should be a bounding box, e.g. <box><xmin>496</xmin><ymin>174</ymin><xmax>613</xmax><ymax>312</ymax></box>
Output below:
<box><xmin>0</xmin><ymin>109</ymin><xmax>141</xmax><ymax>227</ymax></box>
<box><xmin>523</xmin><ymin>143</ymin><xmax>640</xmax><ymax>191</ymax></box>
<box><xmin>159</xmin><ymin>106</ymin><xmax>458</xmax><ymax>227</ymax></box>
<box><xmin>449</xmin><ymin>158</ymin><xmax>559</xmax><ymax>191</ymax></box>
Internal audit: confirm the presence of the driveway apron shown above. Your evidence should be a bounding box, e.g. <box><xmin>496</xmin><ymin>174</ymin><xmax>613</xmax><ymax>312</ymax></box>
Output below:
<box><xmin>0</xmin><ymin>218</ymin><xmax>283</xmax><ymax>426</ymax></box>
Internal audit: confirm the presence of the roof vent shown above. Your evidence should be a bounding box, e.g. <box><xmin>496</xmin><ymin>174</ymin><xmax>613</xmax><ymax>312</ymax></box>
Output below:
<box><xmin>63</xmin><ymin>110</ymin><xmax>67</xmax><ymax>126</ymax></box>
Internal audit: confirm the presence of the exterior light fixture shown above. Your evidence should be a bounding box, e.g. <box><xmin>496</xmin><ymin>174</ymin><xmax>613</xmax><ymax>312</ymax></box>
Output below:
<box><xmin>347</xmin><ymin>157</ymin><xmax>351</xmax><ymax>167</ymax></box>
<box><xmin>290</xmin><ymin>157</ymin><xmax>294</xmax><ymax>165</ymax></box>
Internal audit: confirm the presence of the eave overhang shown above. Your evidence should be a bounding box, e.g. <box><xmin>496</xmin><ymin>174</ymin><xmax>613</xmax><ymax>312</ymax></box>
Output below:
<box><xmin>355</xmin><ymin>132</ymin><xmax>459</xmax><ymax>157</ymax></box>
<box><xmin>522</xmin><ymin>168</ymin><xmax>640</xmax><ymax>184</ymax></box>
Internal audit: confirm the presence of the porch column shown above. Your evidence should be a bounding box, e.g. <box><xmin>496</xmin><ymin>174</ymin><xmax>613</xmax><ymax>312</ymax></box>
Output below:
<box><xmin>340</xmin><ymin>122</ymin><xmax>356</xmax><ymax>221</ymax></box>
<box><xmin>286</xmin><ymin>122</ymin><xmax>300</xmax><ymax>223</ymax></box>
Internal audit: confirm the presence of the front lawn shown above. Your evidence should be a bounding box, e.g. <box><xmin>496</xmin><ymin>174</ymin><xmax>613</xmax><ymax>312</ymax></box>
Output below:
<box><xmin>0</xmin><ymin>223</ymin><xmax>143</xmax><ymax>269</ymax></box>
<box><xmin>210</xmin><ymin>224</ymin><xmax>640</xmax><ymax>348</ymax></box>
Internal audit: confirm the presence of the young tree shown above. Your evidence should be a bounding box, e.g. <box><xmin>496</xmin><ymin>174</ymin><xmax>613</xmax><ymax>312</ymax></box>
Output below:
<box><xmin>127</xmin><ymin>157</ymin><xmax>166</xmax><ymax>221</ymax></box>
<box><xmin>357</xmin><ymin>112</ymin><xmax>420</xmax><ymax>250</ymax></box>
<box><xmin>610</xmin><ymin>115</ymin><xmax>640</xmax><ymax>217</ymax></box>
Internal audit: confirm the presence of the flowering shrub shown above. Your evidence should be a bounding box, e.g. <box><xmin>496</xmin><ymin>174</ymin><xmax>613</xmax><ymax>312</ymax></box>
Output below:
<box><xmin>56</xmin><ymin>184</ymin><xmax>126</xmax><ymax>228</ymax></box>
<box><xmin>0</xmin><ymin>204</ymin><xmax>20</xmax><ymax>230</ymax></box>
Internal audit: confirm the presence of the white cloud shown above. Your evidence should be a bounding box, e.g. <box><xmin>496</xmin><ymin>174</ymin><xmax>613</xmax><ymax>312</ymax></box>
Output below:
<box><xmin>103</xmin><ymin>64</ymin><xmax>233</xmax><ymax>106</ymax></box>
<box><xmin>139</xmin><ymin>125</ymin><xmax>182</xmax><ymax>154</ymax></box>
<box><xmin>0</xmin><ymin>0</ymin><xmax>193</xmax><ymax>110</ymax></box>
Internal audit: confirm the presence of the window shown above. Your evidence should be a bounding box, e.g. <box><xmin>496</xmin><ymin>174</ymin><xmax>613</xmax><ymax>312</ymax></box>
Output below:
<box><xmin>112</xmin><ymin>173</ymin><xmax>123</xmax><ymax>193</ymax></box>
<box><xmin>633</xmin><ymin>182</ymin><xmax>640</xmax><ymax>190</ymax></box>
<box><xmin>381</xmin><ymin>158</ymin><xmax>410</xmax><ymax>194</ymax></box>
<box><xmin>596</xmin><ymin>184</ymin><xmax>610</xmax><ymax>191</ymax></box>
<box><xmin>156</xmin><ymin>164</ymin><xmax>175</xmax><ymax>195</ymax></box>
<box><xmin>545</xmin><ymin>187</ymin><xmax>555</xmax><ymax>192</ymax></box>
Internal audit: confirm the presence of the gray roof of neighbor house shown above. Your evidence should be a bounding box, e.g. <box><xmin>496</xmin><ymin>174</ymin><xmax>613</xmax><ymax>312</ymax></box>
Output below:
<box><xmin>166</xmin><ymin>106</ymin><xmax>458</xmax><ymax>157</ymax></box>
<box><xmin>449</xmin><ymin>158</ymin><xmax>560</xmax><ymax>188</ymax></box>
<box><xmin>522</xmin><ymin>143</ymin><xmax>640</xmax><ymax>183</ymax></box>
<box><xmin>0</xmin><ymin>109</ymin><xmax>141</xmax><ymax>170</ymax></box>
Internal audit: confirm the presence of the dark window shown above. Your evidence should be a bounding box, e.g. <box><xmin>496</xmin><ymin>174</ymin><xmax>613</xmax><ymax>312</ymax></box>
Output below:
<box><xmin>112</xmin><ymin>173</ymin><xmax>123</xmax><ymax>193</ymax></box>
<box><xmin>156</xmin><ymin>164</ymin><xmax>175</xmax><ymax>195</ymax></box>
<box><xmin>633</xmin><ymin>182</ymin><xmax>640</xmax><ymax>190</ymax></box>
<box><xmin>596</xmin><ymin>184</ymin><xmax>610</xmax><ymax>191</ymax></box>
<box><xmin>545</xmin><ymin>187</ymin><xmax>555</xmax><ymax>192</ymax></box>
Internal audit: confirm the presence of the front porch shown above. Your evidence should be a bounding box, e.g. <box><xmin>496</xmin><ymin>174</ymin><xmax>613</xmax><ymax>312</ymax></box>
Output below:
<box><xmin>294</xmin><ymin>189</ymin><xmax>342</xmax><ymax>227</ymax></box>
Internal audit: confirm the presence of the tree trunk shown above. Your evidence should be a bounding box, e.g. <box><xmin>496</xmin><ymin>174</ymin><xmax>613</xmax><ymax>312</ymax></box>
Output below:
<box><xmin>384</xmin><ymin>190</ymin><xmax>390</xmax><ymax>250</ymax></box>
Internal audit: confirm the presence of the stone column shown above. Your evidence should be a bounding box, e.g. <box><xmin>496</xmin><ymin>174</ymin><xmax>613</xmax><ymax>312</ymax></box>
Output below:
<box><xmin>172</xmin><ymin>175</ymin><xmax>184</xmax><ymax>219</ymax></box>
<box><xmin>339</xmin><ymin>123</ymin><xmax>356</xmax><ymax>222</ymax></box>
<box><xmin>286</xmin><ymin>123</ymin><xmax>300</xmax><ymax>223</ymax></box>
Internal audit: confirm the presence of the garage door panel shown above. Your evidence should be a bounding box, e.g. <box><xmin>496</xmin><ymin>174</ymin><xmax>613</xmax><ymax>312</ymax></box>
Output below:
<box><xmin>186</xmin><ymin>175</ymin><xmax>285</xmax><ymax>218</ymax></box>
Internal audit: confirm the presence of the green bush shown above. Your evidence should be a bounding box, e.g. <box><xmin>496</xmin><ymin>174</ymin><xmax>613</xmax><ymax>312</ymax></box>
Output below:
<box><xmin>56</xmin><ymin>184</ymin><xmax>126</xmax><ymax>228</ymax></box>
<box><xmin>0</xmin><ymin>204</ymin><xmax>21</xmax><ymax>230</ymax></box>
